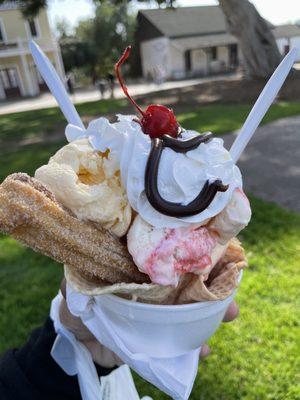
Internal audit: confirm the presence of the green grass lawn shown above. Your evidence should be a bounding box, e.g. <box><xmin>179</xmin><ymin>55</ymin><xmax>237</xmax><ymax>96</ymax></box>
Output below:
<box><xmin>177</xmin><ymin>101</ymin><xmax>300</xmax><ymax>135</ymax></box>
<box><xmin>0</xmin><ymin>100</ymin><xmax>299</xmax><ymax>399</ymax></box>
<box><xmin>0</xmin><ymin>100</ymin><xmax>299</xmax><ymax>179</ymax></box>
<box><xmin>0</xmin><ymin>98</ymin><xmax>128</xmax><ymax>147</ymax></box>
<box><xmin>0</xmin><ymin>99</ymin><xmax>299</xmax><ymax>148</ymax></box>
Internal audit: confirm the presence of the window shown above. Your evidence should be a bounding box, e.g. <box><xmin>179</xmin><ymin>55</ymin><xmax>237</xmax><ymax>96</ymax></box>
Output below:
<box><xmin>0</xmin><ymin>68</ymin><xmax>19</xmax><ymax>89</ymax></box>
<box><xmin>0</xmin><ymin>69</ymin><xmax>9</xmax><ymax>89</ymax></box>
<box><xmin>211</xmin><ymin>47</ymin><xmax>218</xmax><ymax>61</ymax></box>
<box><xmin>27</xmin><ymin>18</ymin><xmax>38</xmax><ymax>37</ymax></box>
<box><xmin>284</xmin><ymin>44</ymin><xmax>290</xmax><ymax>55</ymax></box>
<box><xmin>185</xmin><ymin>50</ymin><xmax>192</xmax><ymax>72</ymax></box>
<box><xmin>8</xmin><ymin>68</ymin><xmax>19</xmax><ymax>87</ymax></box>
<box><xmin>229</xmin><ymin>44</ymin><xmax>238</xmax><ymax>67</ymax></box>
<box><xmin>34</xmin><ymin>66</ymin><xmax>44</xmax><ymax>84</ymax></box>
<box><xmin>0</xmin><ymin>18</ymin><xmax>6</xmax><ymax>42</ymax></box>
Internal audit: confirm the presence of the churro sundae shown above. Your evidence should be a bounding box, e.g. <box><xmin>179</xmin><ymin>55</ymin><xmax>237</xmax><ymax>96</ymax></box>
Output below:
<box><xmin>0</xmin><ymin>46</ymin><xmax>251</xmax><ymax>304</ymax></box>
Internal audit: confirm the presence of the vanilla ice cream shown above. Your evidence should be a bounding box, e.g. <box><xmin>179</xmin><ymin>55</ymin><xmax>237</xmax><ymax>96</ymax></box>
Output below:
<box><xmin>209</xmin><ymin>188</ymin><xmax>251</xmax><ymax>244</ymax></box>
<box><xmin>35</xmin><ymin>138</ymin><xmax>131</xmax><ymax>237</ymax></box>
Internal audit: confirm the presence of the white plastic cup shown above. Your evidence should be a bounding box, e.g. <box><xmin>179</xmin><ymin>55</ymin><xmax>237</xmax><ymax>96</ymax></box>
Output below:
<box><xmin>95</xmin><ymin>273</ymin><xmax>242</xmax><ymax>358</ymax></box>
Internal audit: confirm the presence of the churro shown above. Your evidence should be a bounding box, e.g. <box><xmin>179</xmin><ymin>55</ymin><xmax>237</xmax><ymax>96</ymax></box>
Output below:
<box><xmin>0</xmin><ymin>173</ymin><xmax>149</xmax><ymax>285</ymax></box>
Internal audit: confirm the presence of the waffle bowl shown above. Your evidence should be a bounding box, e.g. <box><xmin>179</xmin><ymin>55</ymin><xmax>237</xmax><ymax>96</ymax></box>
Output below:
<box><xmin>65</xmin><ymin>238</ymin><xmax>247</xmax><ymax>305</ymax></box>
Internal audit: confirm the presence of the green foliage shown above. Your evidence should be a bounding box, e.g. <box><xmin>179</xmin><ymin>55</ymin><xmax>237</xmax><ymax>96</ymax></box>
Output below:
<box><xmin>0</xmin><ymin>0</ymin><xmax>47</xmax><ymax>16</ymax></box>
<box><xmin>59</xmin><ymin>1</ymin><xmax>136</xmax><ymax>80</ymax></box>
<box><xmin>55</xmin><ymin>18</ymin><xmax>72</xmax><ymax>39</ymax></box>
<box><xmin>1</xmin><ymin>0</ymin><xmax>174</xmax><ymax>17</ymax></box>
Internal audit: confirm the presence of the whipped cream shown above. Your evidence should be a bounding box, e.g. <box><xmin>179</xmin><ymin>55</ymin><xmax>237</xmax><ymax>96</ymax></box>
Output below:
<box><xmin>66</xmin><ymin>115</ymin><xmax>243</xmax><ymax>229</ymax></box>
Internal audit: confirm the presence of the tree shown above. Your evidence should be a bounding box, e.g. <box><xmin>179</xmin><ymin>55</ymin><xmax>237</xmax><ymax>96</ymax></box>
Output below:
<box><xmin>58</xmin><ymin>2</ymin><xmax>136</xmax><ymax>80</ymax></box>
<box><xmin>0</xmin><ymin>0</ymin><xmax>175</xmax><ymax>16</ymax></box>
<box><xmin>55</xmin><ymin>18</ymin><xmax>72</xmax><ymax>39</ymax></box>
<box><xmin>219</xmin><ymin>0</ymin><xmax>282</xmax><ymax>78</ymax></box>
<box><xmin>0</xmin><ymin>0</ymin><xmax>47</xmax><ymax>16</ymax></box>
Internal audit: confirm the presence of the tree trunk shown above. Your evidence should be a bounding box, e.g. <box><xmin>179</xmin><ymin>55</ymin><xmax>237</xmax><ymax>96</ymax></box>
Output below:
<box><xmin>219</xmin><ymin>0</ymin><xmax>282</xmax><ymax>79</ymax></box>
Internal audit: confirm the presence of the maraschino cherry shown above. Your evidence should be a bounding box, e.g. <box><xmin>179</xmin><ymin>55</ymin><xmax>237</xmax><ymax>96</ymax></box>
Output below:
<box><xmin>115</xmin><ymin>46</ymin><xmax>179</xmax><ymax>139</ymax></box>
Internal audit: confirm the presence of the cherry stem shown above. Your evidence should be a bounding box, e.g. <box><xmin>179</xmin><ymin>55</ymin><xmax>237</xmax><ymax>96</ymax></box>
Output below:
<box><xmin>115</xmin><ymin>46</ymin><xmax>145</xmax><ymax>117</ymax></box>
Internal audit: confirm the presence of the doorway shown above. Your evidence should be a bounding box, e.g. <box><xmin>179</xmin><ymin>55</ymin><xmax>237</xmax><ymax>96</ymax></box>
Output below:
<box><xmin>0</xmin><ymin>67</ymin><xmax>21</xmax><ymax>98</ymax></box>
<box><xmin>229</xmin><ymin>44</ymin><xmax>238</xmax><ymax>68</ymax></box>
<box><xmin>34</xmin><ymin>65</ymin><xmax>48</xmax><ymax>92</ymax></box>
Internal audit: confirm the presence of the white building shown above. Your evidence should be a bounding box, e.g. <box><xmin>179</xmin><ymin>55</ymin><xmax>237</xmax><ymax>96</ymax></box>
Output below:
<box><xmin>0</xmin><ymin>1</ymin><xmax>65</xmax><ymax>99</ymax></box>
<box><xmin>136</xmin><ymin>6</ymin><xmax>300</xmax><ymax>79</ymax></box>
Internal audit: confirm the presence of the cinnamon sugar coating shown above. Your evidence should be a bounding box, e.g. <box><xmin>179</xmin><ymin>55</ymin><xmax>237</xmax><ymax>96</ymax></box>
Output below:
<box><xmin>0</xmin><ymin>173</ymin><xmax>149</xmax><ymax>285</ymax></box>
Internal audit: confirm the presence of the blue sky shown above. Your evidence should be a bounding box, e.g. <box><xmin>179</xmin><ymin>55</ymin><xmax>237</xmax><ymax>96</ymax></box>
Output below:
<box><xmin>48</xmin><ymin>0</ymin><xmax>300</xmax><ymax>32</ymax></box>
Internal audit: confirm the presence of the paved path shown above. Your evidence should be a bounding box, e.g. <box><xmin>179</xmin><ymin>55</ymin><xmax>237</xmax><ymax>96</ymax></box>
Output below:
<box><xmin>223</xmin><ymin>116</ymin><xmax>300</xmax><ymax>213</ymax></box>
<box><xmin>0</xmin><ymin>75</ymin><xmax>234</xmax><ymax>116</ymax></box>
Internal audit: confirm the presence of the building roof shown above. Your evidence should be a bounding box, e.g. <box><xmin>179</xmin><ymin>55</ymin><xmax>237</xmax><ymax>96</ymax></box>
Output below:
<box><xmin>171</xmin><ymin>26</ymin><xmax>300</xmax><ymax>52</ymax></box>
<box><xmin>272</xmin><ymin>24</ymin><xmax>300</xmax><ymax>38</ymax></box>
<box><xmin>140</xmin><ymin>6</ymin><xmax>300</xmax><ymax>44</ymax></box>
<box><xmin>172</xmin><ymin>32</ymin><xmax>237</xmax><ymax>51</ymax></box>
<box><xmin>140</xmin><ymin>6</ymin><xmax>228</xmax><ymax>39</ymax></box>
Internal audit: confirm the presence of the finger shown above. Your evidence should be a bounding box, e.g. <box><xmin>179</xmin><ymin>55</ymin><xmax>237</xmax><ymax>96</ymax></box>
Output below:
<box><xmin>83</xmin><ymin>339</ymin><xmax>124</xmax><ymax>368</ymax></box>
<box><xmin>59</xmin><ymin>298</ymin><xmax>95</xmax><ymax>341</ymax></box>
<box><xmin>223</xmin><ymin>301</ymin><xmax>239</xmax><ymax>322</ymax></box>
<box><xmin>60</xmin><ymin>278</ymin><xmax>67</xmax><ymax>299</ymax></box>
<box><xmin>199</xmin><ymin>343</ymin><xmax>210</xmax><ymax>358</ymax></box>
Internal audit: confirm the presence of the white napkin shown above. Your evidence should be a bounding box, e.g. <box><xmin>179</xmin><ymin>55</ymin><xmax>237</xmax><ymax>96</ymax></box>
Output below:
<box><xmin>51</xmin><ymin>293</ymin><xmax>151</xmax><ymax>400</ymax></box>
<box><xmin>51</xmin><ymin>286</ymin><xmax>201</xmax><ymax>400</ymax></box>
<box><xmin>51</xmin><ymin>293</ymin><xmax>103</xmax><ymax>400</ymax></box>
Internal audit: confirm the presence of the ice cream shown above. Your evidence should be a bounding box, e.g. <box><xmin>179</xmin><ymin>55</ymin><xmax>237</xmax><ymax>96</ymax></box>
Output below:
<box><xmin>35</xmin><ymin>137</ymin><xmax>131</xmax><ymax>237</ymax></box>
<box><xmin>209</xmin><ymin>188</ymin><xmax>251</xmax><ymax>244</ymax></box>
<box><xmin>128</xmin><ymin>215</ymin><xmax>228</xmax><ymax>286</ymax></box>
<box><xmin>127</xmin><ymin>186</ymin><xmax>250</xmax><ymax>286</ymax></box>
<box><xmin>56</xmin><ymin>105</ymin><xmax>252</xmax><ymax>284</ymax></box>
<box><xmin>33</xmin><ymin>46</ymin><xmax>251</xmax><ymax>290</ymax></box>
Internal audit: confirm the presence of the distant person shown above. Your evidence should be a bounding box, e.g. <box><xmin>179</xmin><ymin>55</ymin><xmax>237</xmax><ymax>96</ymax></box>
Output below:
<box><xmin>152</xmin><ymin>67</ymin><xmax>158</xmax><ymax>84</ymax></box>
<box><xmin>146</xmin><ymin>71</ymin><xmax>153</xmax><ymax>83</ymax></box>
<box><xmin>107</xmin><ymin>72</ymin><xmax>115</xmax><ymax>99</ymax></box>
<box><xmin>96</xmin><ymin>79</ymin><xmax>107</xmax><ymax>99</ymax></box>
<box><xmin>66</xmin><ymin>72</ymin><xmax>75</xmax><ymax>95</ymax></box>
<box><xmin>155</xmin><ymin>65</ymin><xmax>166</xmax><ymax>86</ymax></box>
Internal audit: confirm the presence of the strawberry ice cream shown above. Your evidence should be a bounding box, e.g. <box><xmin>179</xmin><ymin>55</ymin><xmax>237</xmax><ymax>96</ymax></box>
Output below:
<box><xmin>128</xmin><ymin>215</ymin><xmax>227</xmax><ymax>286</ymax></box>
<box><xmin>128</xmin><ymin>187</ymin><xmax>250</xmax><ymax>286</ymax></box>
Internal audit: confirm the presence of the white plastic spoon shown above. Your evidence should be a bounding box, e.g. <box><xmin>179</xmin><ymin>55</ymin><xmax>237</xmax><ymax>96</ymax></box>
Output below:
<box><xmin>30</xmin><ymin>40</ymin><xmax>85</xmax><ymax>130</ymax></box>
<box><xmin>230</xmin><ymin>48</ymin><xmax>298</xmax><ymax>162</ymax></box>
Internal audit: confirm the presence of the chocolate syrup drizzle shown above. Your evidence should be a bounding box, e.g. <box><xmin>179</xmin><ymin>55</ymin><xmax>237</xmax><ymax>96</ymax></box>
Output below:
<box><xmin>145</xmin><ymin>133</ymin><xmax>229</xmax><ymax>217</ymax></box>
